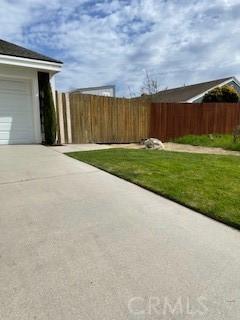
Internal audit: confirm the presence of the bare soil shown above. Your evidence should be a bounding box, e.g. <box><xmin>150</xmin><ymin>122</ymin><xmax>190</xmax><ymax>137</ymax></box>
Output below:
<box><xmin>111</xmin><ymin>142</ymin><xmax>240</xmax><ymax>156</ymax></box>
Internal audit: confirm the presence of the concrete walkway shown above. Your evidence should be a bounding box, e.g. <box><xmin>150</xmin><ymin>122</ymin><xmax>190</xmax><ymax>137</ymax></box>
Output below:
<box><xmin>50</xmin><ymin>143</ymin><xmax>112</xmax><ymax>153</ymax></box>
<box><xmin>0</xmin><ymin>145</ymin><xmax>239</xmax><ymax>319</ymax></box>
<box><xmin>50</xmin><ymin>143</ymin><xmax>143</xmax><ymax>153</ymax></box>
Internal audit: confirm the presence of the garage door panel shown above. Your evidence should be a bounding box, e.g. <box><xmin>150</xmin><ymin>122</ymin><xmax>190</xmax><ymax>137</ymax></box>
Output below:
<box><xmin>0</xmin><ymin>90</ymin><xmax>31</xmax><ymax>97</ymax></box>
<box><xmin>0</xmin><ymin>79</ymin><xmax>31</xmax><ymax>94</ymax></box>
<box><xmin>0</xmin><ymin>78</ymin><xmax>36</xmax><ymax>144</ymax></box>
<box><xmin>0</xmin><ymin>96</ymin><xmax>31</xmax><ymax>108</ymax></box>
<box><xmin>0</xmin><ymin>122</ymin><xmax>33</xmax><ymax>131</ymax></box>
<box><xmin>0</xmin><ymin>102</ymin><xmax>31</xmax><ymax>113</ymax></box>
<box><xmin>0</xmin><ymin>91</ymin><xmax>30</xmax><ymax>98</ymax></box>
<box><xmin>0</xmin><ymin>130</ymin><xmax>34</xmax><ymax>139</ymax></box>
<box><xmin>0</xmin><ymin>112</ymin><xmax>32</xmax><ymax>120</ymax></box>
<box><xmin>0</xmin><ymin>139</ymin><xmax>34</xmax><ymax>145</ymax></box>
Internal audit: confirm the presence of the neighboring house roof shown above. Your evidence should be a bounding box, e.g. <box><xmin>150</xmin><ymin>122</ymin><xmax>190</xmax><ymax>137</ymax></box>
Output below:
<box><xmin>151</xmin><ymin>77</ymin><xmax>235</xmax><ymax>102</ymax></box>
<box><xmin>71</xmin><ymin>85</ymin><xmax>115</xmax><ymax>92</ymax></box>
<box><xmin>0</xmin><ymin>39</ymin><xmax>62</xmax><ymax>64</ymax></box>
<box><xmin>71</xmin><ymin>85</ymin><xmax>116</xmax><ymax>96</ymax></box>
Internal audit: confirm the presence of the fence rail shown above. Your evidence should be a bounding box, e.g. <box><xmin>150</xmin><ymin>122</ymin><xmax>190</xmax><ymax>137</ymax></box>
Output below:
<box><xmin>55</xmin><ymin>93</ymin><xmax>240</xmax><ymax>144</ymax></box>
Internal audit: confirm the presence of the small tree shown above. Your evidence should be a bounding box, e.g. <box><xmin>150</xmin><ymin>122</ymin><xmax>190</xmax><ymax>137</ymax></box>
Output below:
<box><xmin>222</xmin><ymin>85</ymin><xmax>239</xmax><ymax>102</ymax></box>
<box><xmin>42</xmin><ymin>80</ymin><xmax>57</xmax><ymax>145</ymax></box>
<box><xmin>202</xmin><ymin>87</ymin><xmax>222</xmax><ymax>102</ymax></box>
<box><xmin>202</xmin><ymin>85</ymin><xmax>239</xmax><ymax>103</ymax></box>
<box><xmin>140</xmin><ymin>70</ymin><xmax>160</xmax><ymax>95</ymax></box>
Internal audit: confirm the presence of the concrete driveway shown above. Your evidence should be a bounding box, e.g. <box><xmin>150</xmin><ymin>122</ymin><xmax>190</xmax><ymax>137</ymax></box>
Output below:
<box><xmin>0</xmin><ymin>145</ymin><xmax>239</xmax><ymax>320</ymax></box>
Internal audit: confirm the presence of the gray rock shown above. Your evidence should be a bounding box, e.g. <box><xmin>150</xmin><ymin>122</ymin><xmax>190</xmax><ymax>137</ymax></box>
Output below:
<box><xmin>144</xmin><ymin>138</ymin><xmax>165</xmax><ymax>150</ymax></box>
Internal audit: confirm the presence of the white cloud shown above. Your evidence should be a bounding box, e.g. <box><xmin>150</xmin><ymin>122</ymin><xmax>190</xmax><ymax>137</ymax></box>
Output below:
<box><xmin>1</xmin><ymin>0</ymin><xmax>240</xmax><ymax>96</ymax></box>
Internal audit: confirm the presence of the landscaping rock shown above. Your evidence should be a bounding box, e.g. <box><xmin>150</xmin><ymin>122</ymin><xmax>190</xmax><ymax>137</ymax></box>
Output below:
<box><xmin>144</xmin><ymin>138</ymin><xmax>165</xmax><ymax>150</ymax></box>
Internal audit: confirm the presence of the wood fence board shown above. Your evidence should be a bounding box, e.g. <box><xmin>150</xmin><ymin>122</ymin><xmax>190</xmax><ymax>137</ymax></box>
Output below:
<box><xmin>56</xmin><ymin>93</ymin><xmax>240</xmax><ymax>144</ymax></box>
<box><xmin>150</xmin><ymin>102</ymin><xmax>240</xmax><ymax>141</ymax></box>
<box><xmin>58</xmin><ymin>93</ymin><xmax>151</xmax><ymax>143</ymax></box>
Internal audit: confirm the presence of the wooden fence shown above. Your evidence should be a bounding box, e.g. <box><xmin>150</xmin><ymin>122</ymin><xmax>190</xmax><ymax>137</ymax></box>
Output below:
<box><xmin>55</xmin><ymin>93</ymin><xmax>240</xmax><ymax>144</ymax></box>
<box><xmin>55</xmin><ymin>92</ymin><xmax>151</xmax><ymax>143</ymax></box>
<box><xmin>150</xmin><ymin>102</ymin><xmax>240</xmax><ymax>141</ymax></box>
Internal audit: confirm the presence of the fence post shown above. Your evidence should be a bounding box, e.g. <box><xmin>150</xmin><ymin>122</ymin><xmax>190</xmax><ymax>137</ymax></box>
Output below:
<box><xmin>65</xmin><ymin>93</ymin><xmax>72</xmax><ymax>144</ymax></box>
<box><xmin>55</xmin><ymin>91</ymin><xmax>59</xmax><ymax>144</ymax></box>
<box><xmin>57</xmin><ymin>92</ymin><xmax>65</xmax><ymax>144</ymax></box>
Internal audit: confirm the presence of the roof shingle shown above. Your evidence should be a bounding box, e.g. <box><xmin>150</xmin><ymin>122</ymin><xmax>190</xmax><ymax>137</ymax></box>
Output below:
<box><xmin>151</xmin><ymin>77</ymin><xmax>233</xmax><ymax>102</ymax></box>
<box><xmin>0</xmin><ymin>39</ymin><xmax>62</xmax><ymax>64</ymax></box>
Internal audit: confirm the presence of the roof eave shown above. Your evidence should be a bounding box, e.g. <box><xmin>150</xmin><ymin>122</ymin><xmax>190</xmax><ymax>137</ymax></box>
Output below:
<box><xmin>72</xmin><ymin>85</ymin><xmax>115</xmax><ymax>92</ymax></box>
<box><xmin>186</xmin><ymin>77</ymin><xmax>235</xmax><ymax>102</ymax></box>
<box><xmin>0</xmin><ymin>54</ymin><xmax>63</xmax><ymax>73</ymax></box>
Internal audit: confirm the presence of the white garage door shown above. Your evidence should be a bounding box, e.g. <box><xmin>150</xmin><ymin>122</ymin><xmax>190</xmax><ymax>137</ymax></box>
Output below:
<box><xmin>0</xmin><ymin>77</ymin><xmax>35</xmax><ymax>144</ymax></box>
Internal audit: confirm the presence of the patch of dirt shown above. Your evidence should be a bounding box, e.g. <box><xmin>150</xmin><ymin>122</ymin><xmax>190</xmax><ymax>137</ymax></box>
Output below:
<box><xmin>164</xmin><ymin>142</ymin><xmax>240</xmax><ymax>156</ymax></box>
<box><xmin>109</xmin><ymin>142</ymin><xmax>240</xmax><ymax>156</ymax></box>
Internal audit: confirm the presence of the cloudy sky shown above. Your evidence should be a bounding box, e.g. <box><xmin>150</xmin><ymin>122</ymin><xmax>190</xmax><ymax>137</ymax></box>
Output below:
<box><xmin>0</xmin><ymin>0</ymin><xmax>239</xmax><ymax>96</ymax></box>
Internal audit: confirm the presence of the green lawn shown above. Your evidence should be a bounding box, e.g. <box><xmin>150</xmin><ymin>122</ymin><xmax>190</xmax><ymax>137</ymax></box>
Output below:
<box><xmin>67</xmin><ymin>149</ymin><xmax>240</xmax><ymax>230</ymax></box>
<box><xmin>173</xmin><ymin>134</ymin><xmax>240</xmax><ymax>151</ymax></box>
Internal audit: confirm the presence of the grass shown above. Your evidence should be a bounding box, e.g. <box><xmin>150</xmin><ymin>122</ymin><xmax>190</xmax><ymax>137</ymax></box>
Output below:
<box><xmin>67</xmin><ymin>149</ymin><xmax>240</xmax><ymax>230</ymax></box>
<box><xmin>173</xmin><ymin>134</ymin><xmax>240</xmax><ymax>151</ymax></box>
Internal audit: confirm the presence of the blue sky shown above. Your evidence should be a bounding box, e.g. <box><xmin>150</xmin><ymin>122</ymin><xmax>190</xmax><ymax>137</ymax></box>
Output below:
<box><xmin>0</xmin><ymin>0</ymin><xmax>240</xmax><ymax>96</ymax></box>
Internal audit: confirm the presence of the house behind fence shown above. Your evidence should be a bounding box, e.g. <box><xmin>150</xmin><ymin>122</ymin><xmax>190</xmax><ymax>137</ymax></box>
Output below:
<box><xmin>71</xmin><ymin>85</ymin><xmax>116</xmax><ymax>97</ymax></box>
<box><xmin>55</xmin><ymin>91</ymin><xmax>240</xmax><ymax>144</ymax></box>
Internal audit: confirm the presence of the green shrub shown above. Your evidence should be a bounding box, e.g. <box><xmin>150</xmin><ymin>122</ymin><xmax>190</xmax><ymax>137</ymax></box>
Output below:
<box><xmin>173</xmin><ymin>134</ymin><xmax>240</xmax><ymax>151</ymax></box>
<box><xmin>233</xmin><ymin>125</ymin><xmax>240</xmax><ymax>143</ymax></box>
<box><xmin>42</xmin><ymin>81</ymin><xmax>57</xmax><ymax>145</ymax></box>
<box><xmin>222</xmin><ymin>85</ymin><xmax>239</xmax><ymax>102</ymax></box>
<box><xmin>202</xmin><ymin>85</ymin><xmax>239</xmax><ymax>103</ymax></box>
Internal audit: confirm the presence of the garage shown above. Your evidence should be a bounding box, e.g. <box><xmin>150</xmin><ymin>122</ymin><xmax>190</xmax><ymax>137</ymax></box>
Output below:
<box><xmin>0</xmin><ymin>77</ymin><xmax>34</xmax><ymax>144</ymax></box>
<box><xmin>0</xmin><ymin>38</ymin><xmax>62</xmax><ymax>145</ymax></box>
